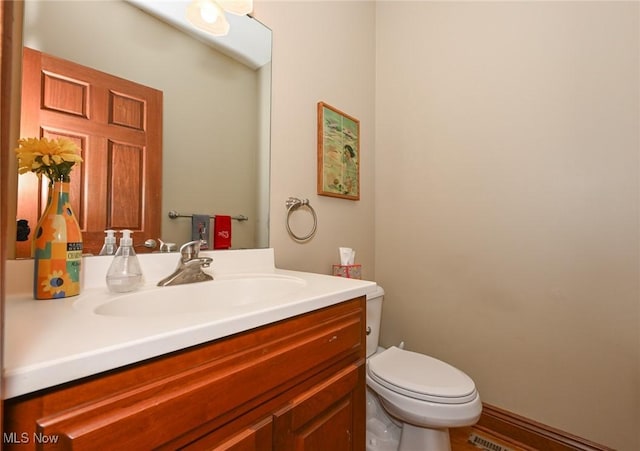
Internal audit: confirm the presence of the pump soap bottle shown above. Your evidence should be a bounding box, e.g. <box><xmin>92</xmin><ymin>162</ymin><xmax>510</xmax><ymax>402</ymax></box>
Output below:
<box><xmin>106</xmin><ymin>229</ymin><xmax>144</xmax><ymax>293</ymax></box>
<box><xmin>99</xmin><ymin>229</ymin><xmax>118</xmax><ymax>256</ymax></box>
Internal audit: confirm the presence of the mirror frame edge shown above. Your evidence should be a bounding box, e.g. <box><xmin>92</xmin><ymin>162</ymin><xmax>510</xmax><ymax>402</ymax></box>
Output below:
<box><xmin>1</xmin><ymin>0</ymin><xmax>23</xmax><ymax>430</ymax></box>
<box><xmin>2</xmin><ymin>0</ymin><xmax>21</xmax><ymax>261</ymax></box>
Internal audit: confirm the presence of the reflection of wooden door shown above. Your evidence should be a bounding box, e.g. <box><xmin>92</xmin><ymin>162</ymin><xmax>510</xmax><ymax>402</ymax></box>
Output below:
<box><xmin>16</xmin><ymin>47</ymin><xmax>162</xmax><ymax>257</ymax></box>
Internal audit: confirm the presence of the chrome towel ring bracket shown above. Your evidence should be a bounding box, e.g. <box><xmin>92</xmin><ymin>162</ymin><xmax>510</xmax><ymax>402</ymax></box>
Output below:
<box><xmin>285</xmin><ymin>197</ymin><xmax>318</xmax><ymax>242</ymax></box>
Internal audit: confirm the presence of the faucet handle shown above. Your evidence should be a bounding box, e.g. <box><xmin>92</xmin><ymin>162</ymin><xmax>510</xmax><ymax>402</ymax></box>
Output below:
<box><xmin>158</xmin><ymin>239</ymin><xmax>176</xmax><ymax>253</ymax></box>
<box><xmin>180</xmin><ymin>240</ymin><xmax>204</xmax><ymax>261</ymax></box>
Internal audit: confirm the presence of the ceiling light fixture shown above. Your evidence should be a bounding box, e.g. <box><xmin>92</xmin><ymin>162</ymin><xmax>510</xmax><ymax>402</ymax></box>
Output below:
<box><xmin>186</xmin><ymin>0</ymin><xmax>253</xmax><ymax>36</ymax></box>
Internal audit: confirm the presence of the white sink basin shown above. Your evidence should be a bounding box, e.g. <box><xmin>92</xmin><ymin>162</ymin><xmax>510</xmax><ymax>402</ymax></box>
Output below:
<box><xmin>94</xmin><ymin>274</ymin><xmax>307</xmax><ymax>318</ymax></box>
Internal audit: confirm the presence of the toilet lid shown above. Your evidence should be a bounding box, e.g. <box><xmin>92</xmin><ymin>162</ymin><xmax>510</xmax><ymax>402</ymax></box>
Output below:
<box><xmin>368</xmin><ymin>346</ymin><xmax>477</xmax><ymax>404</ymax></box>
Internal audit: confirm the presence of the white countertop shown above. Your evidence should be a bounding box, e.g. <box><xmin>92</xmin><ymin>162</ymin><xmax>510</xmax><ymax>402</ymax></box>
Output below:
<box><xmin>4</xmin><ymin>249</ymin><xmax>376</xmax><ymax>399</ymax></box>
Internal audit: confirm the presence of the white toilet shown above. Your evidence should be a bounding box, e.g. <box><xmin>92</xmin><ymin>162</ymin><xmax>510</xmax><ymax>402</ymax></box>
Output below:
<box><xmin>366</xmin><ymin>286</ymin><xmax>482</xmax><ymax>451</ymax></box>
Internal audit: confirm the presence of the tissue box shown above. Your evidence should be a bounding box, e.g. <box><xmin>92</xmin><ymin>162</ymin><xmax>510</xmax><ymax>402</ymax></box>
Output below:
<box><xmin>332</xmin><ymin>264</ymin><xmax>362</xmax><ymax>279</ymax></box>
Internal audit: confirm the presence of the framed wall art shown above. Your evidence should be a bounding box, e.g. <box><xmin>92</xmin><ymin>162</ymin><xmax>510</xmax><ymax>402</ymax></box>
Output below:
<box><xmin>317</xmin><ymin>101</ymin><xmax>360</xmax><ymax>200</ymax></box>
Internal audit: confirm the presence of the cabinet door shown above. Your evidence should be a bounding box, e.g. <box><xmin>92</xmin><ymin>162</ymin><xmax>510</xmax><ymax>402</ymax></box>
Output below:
<box><xmin>273</xmin><ymin>364</ymin><xmax>363</xmax><ymax>451</ymax></box>
<box><xmin>181</xmin><ymin>416</ymin><xmax>273</xmax><ymax>451</ymax></box>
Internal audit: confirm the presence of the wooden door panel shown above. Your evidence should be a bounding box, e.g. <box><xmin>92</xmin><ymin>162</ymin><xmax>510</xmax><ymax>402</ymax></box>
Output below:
<box><xmin>110</xmin><ymin>91</ymin><xmax>146</xmax><ymax>130</ymax></box>
<box><xmin>41</xmin><ymin>70</ymin><xmax>89</xmax><ymax>118</ymax></box>
<box><xmin>108</xmin><ymin>141</ymin><xmax>143</xmax><ymax>229</ymax></box>
<box><xmin>16</xmin><ymin>47</ymin><xmax>162</xmax><ymax>256</ymax></box>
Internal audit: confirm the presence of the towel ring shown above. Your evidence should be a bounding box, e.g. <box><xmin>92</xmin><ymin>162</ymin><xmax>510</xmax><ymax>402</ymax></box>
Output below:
<box><xmin>285</xmin><ymin>197</ymin><xmax>317</xmax><ymax>242</ymax></box>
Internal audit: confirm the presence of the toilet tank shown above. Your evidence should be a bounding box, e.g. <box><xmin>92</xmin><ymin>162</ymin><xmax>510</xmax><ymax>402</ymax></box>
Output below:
<box><xmin>366</xmin><ymin>285</ymin><xmax>384</xmax><ymax>357</ymax></box>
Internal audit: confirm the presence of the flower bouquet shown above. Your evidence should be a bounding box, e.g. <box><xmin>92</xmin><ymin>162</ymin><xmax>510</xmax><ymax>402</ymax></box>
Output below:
<box><xmin>15</xmin><ymin>137</ymin><xmax>84</xmax><ymax>299</ymax></box>
<box><xmin>15</xmin><ymin>137</ymin><xmax>83</xmax><ymax>182</ymax></box>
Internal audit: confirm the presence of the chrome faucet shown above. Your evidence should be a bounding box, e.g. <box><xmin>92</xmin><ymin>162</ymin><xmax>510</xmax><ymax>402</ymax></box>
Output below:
<box><xmin>157</xmin><ymin>240</ymin><xmax>213</xmax><ymax>286</ymax></box>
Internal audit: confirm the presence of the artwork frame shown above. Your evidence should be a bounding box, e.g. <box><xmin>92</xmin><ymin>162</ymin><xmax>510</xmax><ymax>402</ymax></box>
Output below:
<box><xmin>317</xmin><ymin>102</ymin><xmax>360</xmax><ymax>200</ymax></box>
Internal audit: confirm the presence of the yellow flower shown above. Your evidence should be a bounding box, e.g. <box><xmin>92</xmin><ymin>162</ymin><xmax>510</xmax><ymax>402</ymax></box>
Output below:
<box><xmin>15</xmin><ymin>137</ymin><xmax>83</xmax><ymax>182</ymax></box>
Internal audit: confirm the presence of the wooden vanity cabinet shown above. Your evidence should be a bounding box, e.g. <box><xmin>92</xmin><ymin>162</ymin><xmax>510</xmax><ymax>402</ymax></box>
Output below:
<box><xmin>4</xmin><ymin>297</ymin><xmax>366</xmax><ymax>450</ymax></box>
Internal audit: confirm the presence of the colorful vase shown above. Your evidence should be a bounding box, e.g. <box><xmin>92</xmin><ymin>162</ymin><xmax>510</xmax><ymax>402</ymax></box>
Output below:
<box><xmin>33</xmin><ymin>175</ymin><xmax>83</xmax><ymax>299</ymax></box>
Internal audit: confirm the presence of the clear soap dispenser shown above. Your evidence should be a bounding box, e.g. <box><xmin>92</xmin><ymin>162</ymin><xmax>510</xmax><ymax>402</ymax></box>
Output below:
<box><xmin>99</xmin><ymin>229</ymin><xmax>118</xmax><ymax>256</ymax></box>
<box><xmin>106</xmin><ymin>229</ymin><xmax>144</xmax><ymax>293</ymax></box>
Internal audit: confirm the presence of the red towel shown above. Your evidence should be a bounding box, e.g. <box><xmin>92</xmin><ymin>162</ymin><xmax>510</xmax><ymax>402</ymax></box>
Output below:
<box><xmin>214</xmin><ymin>215</ymin><xmax>232</xmax><ymax>249</ymax></box>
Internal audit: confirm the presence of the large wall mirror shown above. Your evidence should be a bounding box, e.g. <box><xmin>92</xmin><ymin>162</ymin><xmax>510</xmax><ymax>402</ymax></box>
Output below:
<box><xmin>8</xmin><ymin>0</ymin><xmax>271</xmax><ymax>258</ymax></box>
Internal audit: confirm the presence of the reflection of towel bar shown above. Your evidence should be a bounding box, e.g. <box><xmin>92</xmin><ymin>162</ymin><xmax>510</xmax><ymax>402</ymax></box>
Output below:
<box><xmin>168</xmin><ymin>210</ymin><xmax>248</xmax><ymax>222</ymax></box>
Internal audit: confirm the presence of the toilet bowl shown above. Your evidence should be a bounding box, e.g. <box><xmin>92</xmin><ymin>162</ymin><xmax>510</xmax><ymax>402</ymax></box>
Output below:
<box><xmin>366</xmin><ymin>286</ymin><xmax>482</xmax><ymax>451</ymax></box>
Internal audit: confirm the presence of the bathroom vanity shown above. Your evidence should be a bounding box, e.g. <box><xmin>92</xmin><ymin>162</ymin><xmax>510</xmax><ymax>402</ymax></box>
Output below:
<box><xmin>3</xmin><ymin>249</ymin><xmax>376</xmax><ymax>449</ymax></box>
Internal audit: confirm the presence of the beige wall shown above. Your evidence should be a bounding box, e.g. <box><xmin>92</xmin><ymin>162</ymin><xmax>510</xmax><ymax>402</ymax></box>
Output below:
<box><xmin>374</xmin><ymin>2</ymin><xmax>638</xmax><ymax>450</ymax></box>
<box><xmin>256</xmin><ymin>1</ymin><xmax>639</xmax><ymax>450</ymax></box>
<box><xmin>254</xmin><ymin>1</ymin><xmax>377</xmax><ymax>277</ymax></box>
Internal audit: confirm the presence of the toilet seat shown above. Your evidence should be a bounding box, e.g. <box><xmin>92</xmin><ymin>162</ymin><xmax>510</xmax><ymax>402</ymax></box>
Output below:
<box><xmin>368</xmin><ymin>346</ymin><xmax>477</xmax><ymax>404</ymax></box>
